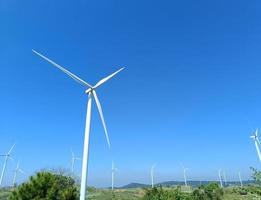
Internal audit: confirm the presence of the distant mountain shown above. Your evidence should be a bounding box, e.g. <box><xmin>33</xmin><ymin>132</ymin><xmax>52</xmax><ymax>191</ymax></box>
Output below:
<box><xmin>120</xmin><ymin>180</ymin><xmax>255</xmax><ymax>189</ymax></box>
<box><xmin>120</xmin><ymin>183</ymin><xmax>150</xmax><ymax>189</ymax></box>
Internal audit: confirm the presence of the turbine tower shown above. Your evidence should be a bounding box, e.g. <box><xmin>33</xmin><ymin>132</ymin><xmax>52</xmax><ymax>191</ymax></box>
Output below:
<box><xmin>223</xmin><ymin>171</ymin><xmax>227</xmax><ymax>186</ymax></box>
<box><xmin>151</xmin><ymin>164</ymin><xmax>156</xmax><ymax>188</ymax></box>
<box><xmin>70</xmin><ymin>148</ymin><xmax>81</xmax><ymax>174</ymax></box>
<box><xmin>0</xmin><ymin>143</ymin><xmax>15</xmax><ymax>186</ymax></box>
<box><xmin>33</xmin><ymin>50</ymin><xmax>124</xmax><ymax>200</ymax></box>
<box><xmin>250</xmin><ymin>129</ymin><xmax>261</xmax><ymax>162</ymax></box>
<box><xmin>218</xmin><ymin>169</ymin><xmax>223</xmax><ymax>188</ymax></box>
<box><xmin>238</xmin><ymin>172</ymin><xmax>243</xmax><ymax>188</ymax></box>
<box><xmin>183</xmin><ymin>167</ymin><xmax>188</xmax><ymax>187</ymax></box>
<box><xmin>111</xmin><ymin>161</ymin><xmax>117</xmax><ymax>191</ymax></box>
<box><xmin>12</xmin><ymin>161</ymin><xmax>24</xmax><ymax>187</ymax></box>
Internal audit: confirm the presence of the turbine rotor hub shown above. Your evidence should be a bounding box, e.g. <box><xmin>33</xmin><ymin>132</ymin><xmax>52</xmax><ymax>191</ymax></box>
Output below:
<box><xmin>85</xmin><ymin>88</ymin><xmax>93</xmax><ymax>94</ymax></box>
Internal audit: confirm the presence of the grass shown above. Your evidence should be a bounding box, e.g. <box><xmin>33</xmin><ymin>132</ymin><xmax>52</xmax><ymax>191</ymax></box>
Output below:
<box><xmin>1</xmin><ymin>185</ymin><xmax>261</xmax><ymax>200</ymax></box>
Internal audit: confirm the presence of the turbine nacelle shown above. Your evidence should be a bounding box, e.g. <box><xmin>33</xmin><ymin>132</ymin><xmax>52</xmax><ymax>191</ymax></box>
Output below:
<box><xmin>250</xmin><ymin>129</ymin><xmax>260</xmax><ymax>145</ymax></box>
<box><xmin>85</xmin><ymin>88</ymin><xmax>93</xmax><ymax>94</ymax></box>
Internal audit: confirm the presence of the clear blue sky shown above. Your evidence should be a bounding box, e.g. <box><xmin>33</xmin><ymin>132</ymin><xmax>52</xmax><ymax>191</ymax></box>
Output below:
<box><xmin>0</xmin><ymin>0</ymin><xmax>261</xmax><ymax>187</ymax></box>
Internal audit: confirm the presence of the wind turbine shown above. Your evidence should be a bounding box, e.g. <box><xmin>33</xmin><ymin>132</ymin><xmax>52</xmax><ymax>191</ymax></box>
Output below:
<box><xmin>218</xmin><ymin>169</ymin><xmax>223</xmax><ymax>188</ymax></box>
<box><xmin>250</xmin><ymin>129</ymin><xmax>261</xmax><ymax>162</ymax></box>
<box><xmin>12</xmin><ymin>161</ymin><xmax>24</xmax><ymax>187</ymax></box>
<box><xmin>33</xmin><ymin>50</ymin><xmax>124</xmax><ymax>200</ymax></box>
<box><xmin>151</xmin><ymin>164</ymin><xmax>156</xmax><ymax>188</ymax></box>
<box><xmin>238</xmin><ymin>172</ymin><xmax>243</xmax><ymax>188</ymax></box>
<box><xmin>223</xmin><ymin>171</ymin><xmax>227</xmax><ymax>186</ymax></box>
<box><xmin>111</xmin><ymin>161</ymin><xmax>117</xmax><ymax>191</ymax></box>
<box><xmin>182</xmin><ymin>166</ymin><xmax>188</xmax><ymax>187</ymax></box>
<box><xmin>0</xmin><ymin>143</ymin><xmax>15</xmax><ymax>186</ymax></box>
<box><xmin>70</xmin><ymin>148</ymin><xmax>81</xmax><ymax>174</ymax></box>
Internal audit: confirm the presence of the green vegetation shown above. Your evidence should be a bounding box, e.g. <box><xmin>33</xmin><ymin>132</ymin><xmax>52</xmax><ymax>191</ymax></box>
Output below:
<box><xmin>142</xmin><ymin>186</ymin><xmax>191</xmax><ymax>200</ymax></box>
<box><xmin>0</xmin><ymin>168</ymin><xmax>261</xmax><ymax>199</ymax></box>
<box><xmin>9</xmin><ymin>171</ymin><xmax>79</xmax><ymax>200</ymax></box>
<box><xmin>142</xmin><ymin>183</ymin><xmax>223</xmax><ymax>200</ymax></box>
<box><xmin>0</xmin><ymin>185</ymin><xmax>261</xmax><ymax>200</ymax></box>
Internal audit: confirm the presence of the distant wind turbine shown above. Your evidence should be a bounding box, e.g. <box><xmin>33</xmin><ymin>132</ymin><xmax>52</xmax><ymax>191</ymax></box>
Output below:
<box><xmin>151</xmin><ymin>164</ymin><xmax>156</xmax><ymax>188</ymax></box>
<box><xmin>218</xmin><ymin>169</ymin><xmax>223</xmax><ymax>188</ymax></box>
<box><xmin>12</xmin><ymin>161</ymin><xmax>24</xmax><ymax>187</ymax></box>
<box><xmin>111</xmin><ymin>161</ymin><xmax>117</xmax><ymax>191</ymax></box>
<box><xmin>238</xmin><ymin>172</ymin><xmax>243</xmax><ymax>188</ymax></box>
<box><xmin>223</xmin><ymin>171</ymin><xmax>227</xmax><ymax>186</ymax></box>
<box><xmin>70</xmin><ymin>148</ymin><xmax>81</xmax><ymax>174</ymax></box>
<box><xmin>250</xmin><ymin>129</ymin><xmax>261</xmax><ymax>162</ymax></box>
<box><xmin>0</xmin><ymin>143</ymin><xmax>15</xmax><ymax>186</ymax></box>
<box><xmin>33</xmin><ymin>50</ymin><xmax>124</xmax><ymax>200</ymax></box>
<box><xmin>181</xmin><ymin>165</ymin><xmax>188</xmax><ymax>187</ymax></box>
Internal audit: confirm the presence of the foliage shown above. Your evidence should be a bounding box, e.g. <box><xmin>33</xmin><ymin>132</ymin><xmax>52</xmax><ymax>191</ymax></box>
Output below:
<box><xmin>192</xmin><ymin>183</ymin><xmax>224</xmax><ymax>200</ymax></box>
<box><xmin>243</xmin><ymin>185</ymin><xmax>261</xmax><ymax>196</ymax></box>
<box><xmin>9</xmin><ymin>171</ymin><xmax>79</xmax><ymax>200</ymax></box>
<box><xmin>142</xmin><ymin>186</ymin><xmax>192</xmax><ymax>200</ymax></box>
<box><xmin>142</xmin><ymin>183</ymin><xmax>223</xmax><ymax>200</ymax></box>
<box><xmin>231</xmin><ymin>187</ymin><xmax>247</xmax><ymax>195</ymax></box>
<box><xmin>251</xmin><ymin>167</ymin><xmax>261</xmax><ymax>185</ymax></box>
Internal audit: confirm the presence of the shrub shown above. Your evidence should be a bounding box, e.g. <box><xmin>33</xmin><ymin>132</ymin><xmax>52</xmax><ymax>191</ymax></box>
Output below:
<box><xmin>9</xmin><ymin>171</ymin><xmax>79</xmax><ymax>200</ymax></box>
<box><xmin>142</xmin><ymin>186</ymin><xmax>192</xmax><ymax>200</ymax></box>
<box><xmin>193</xmin><ymin>183</ymin><xmax>224</xmax><ymax>200</ymax></box>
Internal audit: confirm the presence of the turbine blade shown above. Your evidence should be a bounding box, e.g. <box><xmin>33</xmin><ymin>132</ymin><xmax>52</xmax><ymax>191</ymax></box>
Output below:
<box><xmin>257</xmin><ymin>137</ymin><xmax>261</xmax><ymax>145</ymax></box>
<box><xmin>8</xmin><ymin>143</ymin><xmax>16</xmax><ymax>155</ymax></box>
<box><xmin>92</xmin><ymin>90</ymin><xmax>111</xmax><ymax>148</ymax></box>
<box><xmin>32</xmin><ymin>50</ymin><xmax>93</xmax><ymax>88</ymax></box>
<box><xmin>94</xmin><ymin>68</ymin><xmax>124</xmax><ymax>89</ymax></box>
<box><xmin>9</xmin><ymin>156</ymin><xmax>14</xmax><ymax>162</ymax></box>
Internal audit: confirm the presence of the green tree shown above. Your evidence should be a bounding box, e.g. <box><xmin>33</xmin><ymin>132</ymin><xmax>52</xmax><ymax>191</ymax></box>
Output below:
<box><xmin>9</xmin><ymin>171</ymin><xmax>79</xmax><ymax>200</ymax></box>
<box><xmin>251</xmin><ymin>167</ymin><xmax>261</xmax><ymax>184</ymax></box>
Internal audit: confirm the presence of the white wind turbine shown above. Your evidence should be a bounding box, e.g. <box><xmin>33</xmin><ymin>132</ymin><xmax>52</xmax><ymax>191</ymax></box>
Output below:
<box><xmin>179</xmin><ymin>163</ymin><xmax>189</xmax><ymax>188</ymax></box>
<box><xmin>218</xmin><ymin>169</ymin><xmax>223</xmax><ymax>188</ymax></box>
<box><xmin>238</xmin><ymin>172</ymin><xmax>243</xmax><ymax>188</ymax></box>
<box><xmin>12</xmin><ymin>161</ymin><xmax>24</xmax><ymax>187</ymax></box>
<box><xmin>223</xmin><ymin>171</ymin><xmax>227</xmax><ymax>186</ymax></box>
<box><xmin>250</xmin><ymin>129</ymin><xmax>261</xmax><ymax>162</ymax></box>
<box><xmin>70</xmin><ymin>148</ymin><xmax>81</xmax><ymax>174</ymax></box>
<box><xmin>0</xmin><ymin>143</ymin><xmax>15</xmax><ymax>186</ymax></box>
<box><xmin>151</xmin><ymin>164</ymin><xmax>156</xmax><ymax>188</ymax></box>
<box><xmin>33</xmin><ymin>50</ymin><xmax>124</xmax><ymax>200</ymax></box>
<box><xmin>111</xmin><ymin>161</ymin><xmax>117</xmax><ymax>191</ymax></box>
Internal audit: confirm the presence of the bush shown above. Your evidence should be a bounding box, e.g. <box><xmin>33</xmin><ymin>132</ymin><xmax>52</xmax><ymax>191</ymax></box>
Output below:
<box><xmin>9</xmin><ymin>171</ymin><xmax>79</xmax><ymax>200</ymax></box>
<box><xmin>193</xmin><ymin>183</ymin><xmax>223</xmax><ymax>200</ymax></box>
<box><xmin>142</xmin><ymin>186</ymin><xmax>192</xmax><ymax>200</ymax></box>
<box><xmin>142</xmin><ymin>183</ymin><xmax>224</xmax><ymax>200</ymax></box>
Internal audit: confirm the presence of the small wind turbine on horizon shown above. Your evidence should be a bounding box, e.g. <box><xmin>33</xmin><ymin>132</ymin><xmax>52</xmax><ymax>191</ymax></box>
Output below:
<box><xmin>218</xmin><ymin>169</ymin><xmax>223</xmax><ymax>188</ymax></box>
<box><xmin>0</xmin><ymin>143</ymin><xmax>15</xmax><ymax>186</ymax></box>
<box><xmin>151</xmin><ymin>164</ymin><xmax>156</xmax><ymax>188</ymax></box>
<box><xmin>238</xmin><ymin>172</ymin><xmax>243</xmax><ymax>188</ymax></box>
<box><xmin>70</xmin><ymin>148</ymin><xmax>81</xmax><ymax>174</ymax></box>
<box><xmin>33</xmin><ymin>50</ymin><xmax>124</xmax><ymax>200</ymax></box>
<box><xmin>223</xmin><ymin>171</ymin><xmax>227</xmax><ymax>186</ymax></box>
<box><xmin>12</xmin><ymin>161</ymin><xmax>24</xmax><ymax>187</ymax></box>
<box><xmin>250</xmin><ymin>129</ymin><xmax>261</xmax><ymax>162</ymax></box>
<box><xmin>111</xmin><ymin>161</ymin><xmax>117</xmax><ymax>191</ymax></box>
<box><xmin>181</xmin><ymin>164</ymin><xmax>188</xmax><ymax>187</ymax></box>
